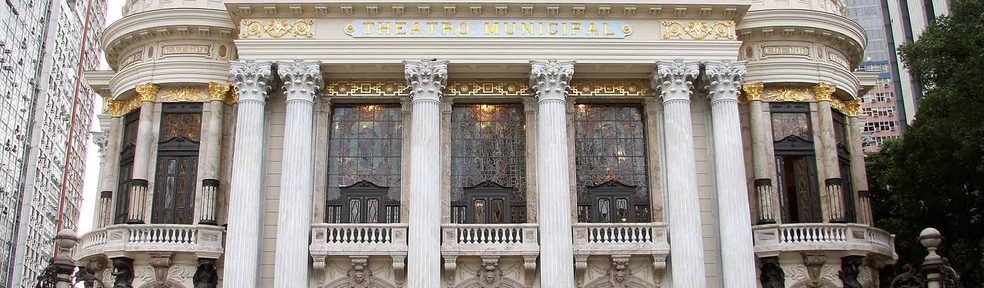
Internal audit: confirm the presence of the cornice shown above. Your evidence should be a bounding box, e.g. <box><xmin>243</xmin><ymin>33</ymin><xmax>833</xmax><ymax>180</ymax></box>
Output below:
<box><xmin>736</xmin><ymin>9</ymin><xmax>866</xmax><ymax>66</ymax></box>
<box><xmin>743</xmin><ymin>59</ymin><xmax>861</xmax><ymax>99</ymax></box>
<box><xmin>224</xmin><ymin>1</ymin><xmax>749</xmax><ymax>19</ymax></box>
<box><xmin>102</xmin><ymin>8</ymin><xmax>237</xmax><ymax>69</ymax></box>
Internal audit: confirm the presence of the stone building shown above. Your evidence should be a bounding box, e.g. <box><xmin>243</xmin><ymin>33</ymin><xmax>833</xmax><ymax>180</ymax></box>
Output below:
<box><xmin>75</xmin><ymin>0</ymin><xmax>897</xmax><ymax>286</ymax></box>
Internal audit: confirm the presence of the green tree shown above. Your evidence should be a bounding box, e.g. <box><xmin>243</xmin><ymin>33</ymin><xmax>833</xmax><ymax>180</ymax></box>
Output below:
<box><xmin>868</xmin><ymin>0</ymin><xmax>984</xmax><ymax>284</ymax></box>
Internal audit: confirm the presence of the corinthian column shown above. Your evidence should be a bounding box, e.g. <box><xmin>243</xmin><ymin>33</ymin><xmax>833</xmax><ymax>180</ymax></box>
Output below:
<box><xmin>199</xmin><ymin>82</ymin><xmax>230</xmax><ymax>225</ymax></box>
<box><xmin>706</xmin><ymin>61</ymin><xmax>757</xmax><ymax>287</ymax></box>
<box><xmin>530</xmin><ymin>60</ymin><xmax>576</xmax><ymax>287</ymax></box>
<box><xmin>223</xmin><ymin>60</ymin><xmax>272</xmax><ymax>288</ymax></box>
<box><xmin>743</xmin><ymin>82</ymin><xmax>780</xmax><ymax>224</ymax></box>
<box><xmin>653</xmin><ymin>59</ymin><xmax>705</xmax><ymax>287</ymax></box>
<box><xmin>404</xmin><ymin>59</ymin><xmax>448</xmax><ymax>287</ymax></box>
<box><xmin>813</xmin><ymin>83</ymin><xmax>846</xmax><ymax>222</ymax></box>
<box><xmin>127</xmin><ymin>83</ymin><xmax>158</xmax><ymax>223</ymax></box>
<box><xmin>273</xmin><ymin>60</ymin><xmax>322</xmax><ymax>288</ymax></box>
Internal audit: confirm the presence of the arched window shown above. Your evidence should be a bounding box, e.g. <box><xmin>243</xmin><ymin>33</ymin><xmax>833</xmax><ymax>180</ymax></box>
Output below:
<box><xmin>450</xmin><ymin>104</ymin><xmax>526</xmax><ymax>224</ymax></box>
<box><xmin>573</xmin><ymin>105</ymin><xmax>650</xmax><ymax>223</ymax></box>
<box><xmin>325</xmin><ymin>105</ymin><xmax>402</xmax><ymax>223</ymax></box>
<box><xmin>151</xmin><ymin>103</ymin><xmax>201</xmax><ymax>224</ymax></box>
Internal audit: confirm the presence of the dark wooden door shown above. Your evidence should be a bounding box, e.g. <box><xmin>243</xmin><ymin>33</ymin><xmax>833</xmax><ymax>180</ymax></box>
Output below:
<box><xmin>151</xmin><ymin>156</ymin><xmax>198</xmax><ymax>224</ymax></box>
<box><xmin>776</xmin><ymin>155</ymin><xmax>822</xmax><ymax>223</ymax></box>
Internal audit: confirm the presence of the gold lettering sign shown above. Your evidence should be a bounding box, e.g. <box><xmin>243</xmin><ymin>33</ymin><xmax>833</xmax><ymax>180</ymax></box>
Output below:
<box><xmin>762</xmin><ymin>46</ymin><xmax>810</xmax><ymax>56</ymax></box>
<box><xmin>162</xmin><ymin>44</ymin><xmax>211</xmax><ymax>56</ymax></box>
<box><xmin>345</xmin><ymin>19</ymin><xmax>632</xmax><ymax>38</ymax></box>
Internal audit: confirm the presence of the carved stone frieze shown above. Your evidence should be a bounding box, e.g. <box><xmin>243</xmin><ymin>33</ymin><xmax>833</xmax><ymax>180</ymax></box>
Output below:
<box><xmin>160</xmin><ymin>87</ymin><xmax>208</xmax><ymax>102</ymax></box>
<box><xmin>240</xmin><ymin>19</ymin><xmax>315</xmax><ymax>39</ymax></box>
<box><xmin>529</xmin><ymin>60</ymin><xmax>575</xmax><ymax>101</ymax></box>
<box><xmin>661</xmin><ymin>20</ymin><xmax>737</xmax><ymax>40</ymax></box>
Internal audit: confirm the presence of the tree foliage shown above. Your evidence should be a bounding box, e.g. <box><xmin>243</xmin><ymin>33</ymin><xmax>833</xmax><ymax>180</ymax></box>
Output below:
<box><xmin>868</xmin><ymin>0</ymin><xmax>984</xmax><ymax>284</ymax></box>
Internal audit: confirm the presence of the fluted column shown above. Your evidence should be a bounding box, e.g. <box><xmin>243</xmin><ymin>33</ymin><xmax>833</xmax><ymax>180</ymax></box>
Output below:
<box><xmin>92</xmin><ymin>121</ymin><xmax>110</xmax><ymax>228</ymax></box>
<box><xmin>653</xmin><ymin>59</ymin><xmax>706</xmax><ymax>287</ymax></box>
<box><xmin>199</xmin><ymin>82</ymin><xmax>230</xmax><ymax>225</ymax></box>
<box><xmin>223</xmin><ymin>60</ymin><xmax>272</xmax><ymax>288</ymax></box>
<box><xmin>273</xmin><ymin>60</ymin><xmax>322</xmax><ymax>288</ymax></box>
<box><xmin>127</xmin><ymin>83</ymin><xmax>158</xmax><ymax>223</ymax></box>
<box><xmin>530</xmin><ymin>60</ymin><xmax>576</xmax><ymax>287</ymax></box>
<box><xmin>404</xmin><ymin>59</ymin><xmax>448</xmax><ymax>287</ymax></box>
<box><xmin>743</xmin><ymin>83</ymin><xmax>779</xmax><ymax>224</ymax></box>
<box><xmin>814</xmin><ymin>83</ymin><xmax>846</xmax><ymax>222</ymax></box>
<box><xmin>706</xmin><ymin>61</ymin><xmax>757</xmax><ymax>287</ymax></box>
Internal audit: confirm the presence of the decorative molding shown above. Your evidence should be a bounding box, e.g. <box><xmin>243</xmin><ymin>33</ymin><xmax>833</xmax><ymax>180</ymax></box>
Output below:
<box><xmin>239</xmin><ymin>19</ymin><xmax>315</xmax><ymax>39</ymax></box>
<box><xmin>160</xmin><ymin>87</ymin><xmax>208</xmax><ymax>102</ymax></box>
<box><xmin>103</xmin><ymin>99</ymin><xmax>124</xmax><ymax>117</ymax></box>
<box><xmin>529</xmin><ymin>60</ymin><xmax>575</xmax><ymax>101</ymax></box>
<box><xmin>765</xmin><ymin>87</ymin><xmax>814</xmax><ymax>102</ymax></box>
<box><xmin>324</xmin><ymin>80</ymin><xmax>410</xmax><ymax>97</ymax></box>
<box><xmin>135</xmin><ymin>83</ymin><xmax>159</xmax><ymax>102</ymax></box>
<box><xmin>812</xmin><ymin>82</ymin><xmax>835</xmax><ymax>101</ymax></box>
<box><xmin>446</xmin><ymin>79</ymin><xmax>529</xmax><ymax>97</ymax></box>
<box><xmin>661</xmin><ymin>20</ymin><xmax>736</xmax><ymax>40</ymax></box>
<box><xmin>742</xmin><ymin>82</ymin><xmax>764</xmax><ymax>102</ymax></box>
<box><xmin>208</xmin><ymin>82</ymin><xmax>233</xmax><ymax>104</ymax></box>
<box><xmin>569</xmin><ymin>79</ymin><xmax>652</xmax><ymax>97</ymax></box>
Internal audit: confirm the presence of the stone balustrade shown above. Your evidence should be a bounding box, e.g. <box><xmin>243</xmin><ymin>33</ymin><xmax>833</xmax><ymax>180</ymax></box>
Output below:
<box><xmin>74</xmin><ymin>224</ymin><xmax>225</xmax><ymax>260</ymax></box>
<box><xmin>752</xmin><ymin>223</ymin><xmax>897</xmax><ymax>260</ymax></box>
<box><xmin>573</xmin><ymin>222</ymin><xmax>670</xmax><ymax>255</ymax></box>
<box><xmin>309</xmin><ymin>223</ymin><xmax>409</xmax><ymax>275</ymax></box>
<box><xmin>441</xmin><ymin>223</ymin><xmax>539</xmax><ymax>256</ymax></box>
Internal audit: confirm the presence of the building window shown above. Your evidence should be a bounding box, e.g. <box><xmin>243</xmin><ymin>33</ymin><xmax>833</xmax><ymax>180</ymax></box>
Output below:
<box><xmin>114</xmin><ymin>110</ymin><xmax>139</xmax><ymax>224</ymax></box>
<box><xmin>833</xmin><ymin>111</ymin><xmax>856</xmax><ymax>222</ymax></box>
<box><xmin>325</xmin><ymin>105</ymin><xmax>402</xmax><ymax>224</ymax></box>
<box><xmin>771</xmin><ymin>103</ymin><xmax>822</xmax><ymax>223</ymax></box>
<box><xmin>151</xmin><ymin>103</ymin><xmax>202</xmax><ymax>224</ymax></box>
<box><xmin>573</xmin><ymin>104</ymin><xmax>651</xmax><ymax>223</ymax></box>
<box><xmin>450</xmin><ymin>104</ymin><xmax>527</xmax><ymax>224</ymax></box>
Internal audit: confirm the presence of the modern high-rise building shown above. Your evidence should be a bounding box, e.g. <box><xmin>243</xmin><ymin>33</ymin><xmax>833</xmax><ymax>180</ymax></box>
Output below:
<box><xmin>847</xmin><ymin>0</ymin><xmax>903</xmax><ymax>151</ymax></box>
<box><xmin>883</xmin><ymin>0</ymin><xmax>950</xmax><ymax>124</ymax></box>
<box><xmin>0</xmin><ymin>0</ymin><xmax>106</xmax><ymax>285</ymax></box>
<box><xmin>74</xmin><ymin>0</ymin><xmax>897</xmax><ymax>287</ymax></box>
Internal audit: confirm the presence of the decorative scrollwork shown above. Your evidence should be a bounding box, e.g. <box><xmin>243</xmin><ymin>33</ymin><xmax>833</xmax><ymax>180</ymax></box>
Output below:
<box><xmin>661</xmin><ymin>21</ymin><xmax>736</xmax><ymax>40</ymax></box>
<box><xmin>239</xmin><ymin>19</ymin><xmax>315</xmax><ymax>39</ymax></box>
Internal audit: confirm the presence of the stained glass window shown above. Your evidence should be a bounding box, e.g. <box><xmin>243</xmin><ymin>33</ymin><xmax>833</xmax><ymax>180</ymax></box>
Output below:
<box><xmin>326</xmin><ymin>105</ymin><xmax>402</xmax><ymax>223</ymax></box>
<box><xmin>574</xmin><ymin>105</ymin><xmax>650</xmax><ymax>223</ymax></box>
<box><xmin>450</xmin><ymin>104</ymin><xmax>526</xmax><ymax>223</ymax></box>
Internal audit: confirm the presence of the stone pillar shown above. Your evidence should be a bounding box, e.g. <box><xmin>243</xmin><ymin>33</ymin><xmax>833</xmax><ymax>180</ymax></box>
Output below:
<box><xmin>643</xmin><ymin>97</ymin><xmax>665</xmax><ymax>221</ymax></box>
<box><xmin>846</xmin><ymin>107</ymin><xmax>873</xmax><ymax>225</ymax></box>
<box><xmin>126</xmin><ymin>83</ymin><xmax>159</xmax><ymax>224</ymax></box>
<box><xmin>199</xmin><ymin>82</ymin><xmax>230</xmax><ymax>225</ymax></box>
<box><xmin>222</xmin><ymin>60</ymin><xmax>273</xmax><ymax>288</ymax></box>
<box><xmin>404</xmin><ymin>59</ymin><xmax>448</xmax><ymax>287</ymax></box>
<box><xmin>653</xmin><ymin>59</ymin><xmax>706</xmax><ymax>287</ymax></box>
<box><xmin>743</xmin><ymin>82</ymin><xmax>780</xmax><ymax>224</ymax></box>
<box><xmin>706</xmin><ymin>61</ymin><xmax>758</xmax><ymax>287</ymax></box>
<box><xmin>813</xmin><ymin>82</ymin><xmax>846</xmax><ymax>222</ymax></box>
<box><xmin>522</xmin><ymin>97</ymin><xmax>538</xmax><ymax>222</ymax></box>
<box><xmin>91</xmin><ymin>116</ymin><xmax>113</xmax><ymax>228</ymax></box>
<box><xmin>530</xmin><ymin>59</ymin><xmax>576</xmax><ymax>287</ymax></box>
<box><xmin>273</xmin><ymin>60</ymin><xmax>322</xmax><ymax>288</ymax></box>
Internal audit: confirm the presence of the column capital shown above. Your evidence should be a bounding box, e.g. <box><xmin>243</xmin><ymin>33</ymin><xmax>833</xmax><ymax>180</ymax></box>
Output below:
<box><xmin>704</xmin><ymin>60</ymin><xmax>746</xmax><ymax>103</ymax></box>
<box><xmin>278</xmin><ymin>60</ymin><xmax>323</xmax><ymax>103</ymax></box>
<box><xmin>813</xmin><ymin>82</ymin><xmax>835</xmax><ymax>101</ymax></box>
<box><xmin>404</xmin><ymin>59</ymin><xmax>448</xmax><ymax>102</ymax></box>
<box><xmin>134</xmin><ymin>83</ymin><xmax>159</xmax><ymax>102</ymax></box>
<box><xmin>103</xmin><ymin>99</ymin><xmax>124</xmax><ymax>117</ymax></box>
<box><xmin>653</xmin><ymin>59</ymin><xmax>699</xmax><ymax>103</ymax></box>
<box><xmin>230</xmin><ymin>60</ymin><xmax>273</xmax><ymax>103</ymax></box>
<box><xmin>208</xmin><ymin>82</ymin><xmax>233</xmax><ymax>104</ymax></box>
<box><xmin>91</xmin><ymin>131</ymin><xmax>108</xmax><ymax>158</ymax></box>
<box><xmin>529</xmin><ymin>60</ymin><xmax>575</xmax><ymax>102</ymax></box>
<box><xmin>742</xmin><ymin>82</ymin><xmax>765</xmax><ymax>102</ymax></box>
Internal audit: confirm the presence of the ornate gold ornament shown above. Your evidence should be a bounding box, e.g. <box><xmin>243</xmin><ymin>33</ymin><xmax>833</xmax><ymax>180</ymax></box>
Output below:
<box><xmin>661</xmin><ymin>21</ymin><xmax>736</xmax><ymax>40</ymax></box>
<box><xmin>812</xmin><ymin>82</ymin><xmax>835</xmax><ymax>101</ymax></box>
<box><xmin>120</xmin><ymin>96</ymin><xmax>142</xmax><ymax>115</ymax></box>
<box><xmin>766</xmin><ymin>87</ymin><xmax>814</xmax><ymax>102</ymax></box>
<box><xmin>239</xmin><ymin>19</ymin><xmax>315</xmax><ymax>39</ymax></box>
<box><xmin>742</xmin><ymin>82</ymin><xmax>764</xmax><ymax>102</ymax></box>
<box><xmin>569</xmin><ymin>79</ymin><xmax>653</xmax><ymax>97</ymax></box>
<box><xmin>103</xmin><ymin>99</ymin><xmax>123</xmax><ymax>117</ymax></box>
<box><xmin>324</xmin><ymin>80</ymin><xmax>410</xmax><ymax>97</ymax></box>
<box><xmin>447</xmin><ymin>79</ymin><xmax>529</xmax><ymax>96</ymax></box>
<box><xmin>208</xmin><ymin>82</ymin><xmax>233</xmax><ymax>103</ymax></box>
<box><xmin>135</xmin><ymin>83</ymin><xmax>159</xmax><ymax>102</ymax></box>
<box><xmin>831</xmin><ymin>98</ymin><xmax>861</xmax><ymax>117</ymax></box>
<box><xmin>160</xmin><ymin>87</ymin><xmax>207</xmax><ymax>102</ymax></box>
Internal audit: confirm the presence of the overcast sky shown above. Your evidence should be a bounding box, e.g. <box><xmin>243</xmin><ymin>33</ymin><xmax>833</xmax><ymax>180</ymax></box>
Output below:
<box><xmin>78</xmin><ymin>0</ymin><xmax>125</xmax><ymax>234</ymax></box>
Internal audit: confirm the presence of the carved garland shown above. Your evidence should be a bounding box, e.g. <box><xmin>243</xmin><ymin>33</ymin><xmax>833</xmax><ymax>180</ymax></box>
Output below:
<box><xmin>239</xmin><ymin>19</ymin><xmax>315</xmax><ymax>39</ymax></box>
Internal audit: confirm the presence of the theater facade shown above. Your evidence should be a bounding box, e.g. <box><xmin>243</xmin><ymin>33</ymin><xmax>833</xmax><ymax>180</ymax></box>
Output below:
<box><xmin>77</xmin><ymin>0</ymin><xmax>897</xmax><ymax>287</ymax></box>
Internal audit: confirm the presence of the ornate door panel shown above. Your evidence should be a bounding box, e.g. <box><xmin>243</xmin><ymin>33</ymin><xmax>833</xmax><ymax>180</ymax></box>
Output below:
<box><xmin>151</xmin><ymin>156</ymin><xmax>198</xmax><ymax>224</ymax></box>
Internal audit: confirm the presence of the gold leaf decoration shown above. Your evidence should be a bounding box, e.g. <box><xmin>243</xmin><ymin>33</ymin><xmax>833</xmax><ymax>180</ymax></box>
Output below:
<box><xmin>324</xmin><ymin>80</ymin><xmax>410</xmax><ymax>97</ymax></box>
<box><xmin>446</xmin><ymin>79</ymin><xmax>529</xmax><ymax>96</ymax></box>
<box><xmin>240</xmin><ymin>19</ymin><xmax>315</xmax><ymax>39</ymax></box>
<box><xmin>208</xmin><ymin>82</ymin><xmax>232</xmax><ymax>103</ymax></box>
<box><xmin>812</xmin><ymin>82</ymin><xmax>835</xmax><ymax>101</ymax></box>
<box><xmin>160</xmin><ymin>87</ymin><xmax>207</xmax><ymax>102</ymax></box>
<box><xmin>569</xmin><ymin>79</ymin><xmax>653</xmax><ymax>97</ymax></box>
<box><xmin>662</xmin><ymin>21</ymin><xmax>736</xmax><ymax>40</ymax></box>
<box><xmin>134</xmin><ymin>83</ymin><xmax>159</xmax><ymax>102</ymax></box>
<box><xmin>765</xmin><ymin>87</ymin><xmax>814</xmax><ymax>102</ymax></box>
<box><xmin>742</xmin><ymin>82</ymin><xmax>764</xmax><ymax>102</ymax></box>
